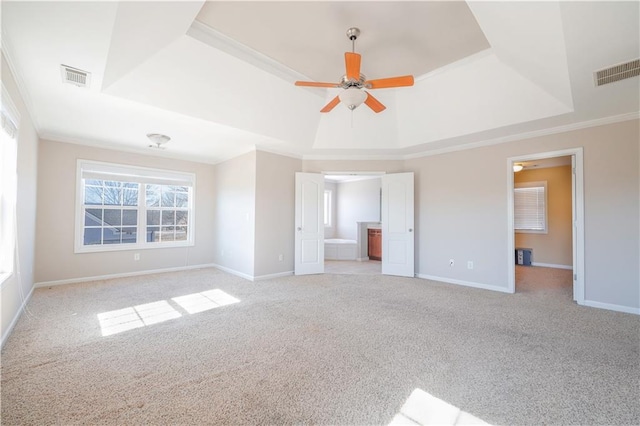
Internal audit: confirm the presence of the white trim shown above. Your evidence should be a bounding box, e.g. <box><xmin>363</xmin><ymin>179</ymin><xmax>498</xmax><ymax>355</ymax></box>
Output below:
<box><xmin>417</xmin><ymin>274</ymin><xmax>512</xmax><ymax>294</ymax></box>
<box><xmin>34</xmin><ymin>263</ymin><xmax>218</xmax><ymax>288</ymax></box>
<box><xmin>357</xmin><ymin>257</ymin><xmax>370</xmax><ymax>262</ymax></box>
<box><xmin>582</xmin><ymin>300</ymin><xmax>640</xmax><ymax>315</ymax></box>
<box><xmin>0</xmin><ymin>272</ymin><xmax>13</xmax><ymax>286</ymax></box>
<box><xmin>75</xmin><ymin>159</ymin><xmax>196</xmax><ymax>254</ymax></box>
<box><xmin>255</xmin><ymin>146</ymin><xmax>303</xmax><ymax>160</ymax></box>
<box><xmin>403</xmin><ymin>112</ymin><xmax>640</xmax><ymax>160</ymax></box>
<box><xmin>253</xmin><ymin>271</ymin><xmax>294</xmax><ymax>281</ymax></box>
<box><xmin>187</xmin><ymin>21</ymin><xmax>316</xmax><ymax>91</ymax></box>
<box><xmin>40</xmin><ymin>131</ymin><xmax>220</xmax><ymax>165</ymax></box>
<box><xmin>507</xmin><ymin>148</ymin><xmax>585</xmax><ymax>304</ymax></box>
<box><xmin>531</xmin><ymin>262</ymin><xmax>573</xmax><ymax>270</ymax></box>
<box><xmin>0</xmin><ymin>31</ymin><xmax>40</xmax><ymax>131</ymax></box>
<box><xmin>209</xmin><ymin>263</ymin><xmax>254</xmax><ymax>281</ymax></box>
<box><xmin>303</xmin><ymin>111</ymin><xmax>638</xmax><ymax>162</ymax></box>
<box><xmin>303</xmin><ymin>153</ymin><xmax>406</xmax><ymax>161</ymax></box>
<box><xmin>1</xmin><ymin>285</ymin><xmax>34</xmax><ymax>350</ymax></box>
<box><xmin>1</xmin><ymin>83</ymin><xmax>21</xmax><ymax>128</ymax></box>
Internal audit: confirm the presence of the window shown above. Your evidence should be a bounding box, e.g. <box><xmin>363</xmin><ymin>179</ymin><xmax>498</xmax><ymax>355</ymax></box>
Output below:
<box><xmin>324</xmin><ymin>190</ymin><xmax>332</xmax><ymax>227</ymax></box>
<box><xmin>0</xmin><ymin>85</ymin><xmax>19</xmax><ymax>282</ymax></box>
<box><xmin>76</xmin><ymin>160</ymin><xmax>195</xmax><ymax>252</ymax></box>
<box><xmin>514</xmin><ymin>181</ymin><xmax>547</xmax><ymax>233</ymax></box>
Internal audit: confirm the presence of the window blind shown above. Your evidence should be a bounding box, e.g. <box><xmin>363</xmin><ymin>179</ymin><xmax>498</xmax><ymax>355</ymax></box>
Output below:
<box><xmin>514</xmin><ymin>186</ymin><xmax>546</xmax><ymax>231</ymax></box>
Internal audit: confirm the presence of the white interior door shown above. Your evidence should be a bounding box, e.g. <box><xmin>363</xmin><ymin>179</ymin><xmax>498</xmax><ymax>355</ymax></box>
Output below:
<box><xmin>571</xmin><ymin>155</ymin><xmax>577</xmax><ymax>300</ymax></box>
<box><xmin>294</xmin><ymin>172</ymin><xmax>324</xmax><ymax>275</ymax></box>
<box><xmin>381</xmin><ymin>172</ymin><xmax>415</xmax><ymax>277</ymax></box>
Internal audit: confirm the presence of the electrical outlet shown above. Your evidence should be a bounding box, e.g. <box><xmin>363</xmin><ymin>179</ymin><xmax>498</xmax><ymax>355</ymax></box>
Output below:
<box><xmin>134</xmin><ymin>253</ymin><xmax>140</xmax><ymax>261</ymax></box>
<box><xmin>449</xmin><ymin>259</ymin><xmax>454</xmax><ymax>267</ymax></box>
<box><xmin>467</xmin><ymin>261</ymin><xmax>474</xmax><ymax>269</ymax></box>
<box><xmin>278</xmin><ymin>254</ymin><xmax>283</xmax><ymax>261</ymax></box>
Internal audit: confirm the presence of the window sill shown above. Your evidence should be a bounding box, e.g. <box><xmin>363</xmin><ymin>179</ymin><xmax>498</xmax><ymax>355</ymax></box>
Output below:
<box><xmin>0</xmin><ymin>272</ymin><xmax>14</xmax><ymax>287</ymax></box>
<box><xmin>74</xmin><ymin>241</ymin><xmax>194</xmax><ymax>254</ymax></box>
<box><xmin>515</xmin><ymin>230</ymin><xmax>548</xmax><ymax>234</ymax></box>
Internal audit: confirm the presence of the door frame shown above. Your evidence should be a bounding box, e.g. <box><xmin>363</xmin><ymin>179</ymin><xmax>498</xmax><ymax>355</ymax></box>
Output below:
<box><xmin>506</xmin><ymin>147</ymin><xmax>585</xmax><ymax>304</ymax></box>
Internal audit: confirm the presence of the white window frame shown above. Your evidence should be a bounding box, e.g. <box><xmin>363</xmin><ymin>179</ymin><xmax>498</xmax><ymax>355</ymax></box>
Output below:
<box><xmin>75</xmin><ymin>160</ymin><xmax>196</xmax><ymax>253</ymax></box>
<box><xmin>324</xmin><ymin>189</ymin><xmax>332</xmax><ymax>227</ymax></box>
<box><xmin>514</xmin><ymin>181</ymin><xmax>548</xmax><ymax>234</ymax></box>
<box><xmin>0</xmin><ymin>84</ymin><xmax>20</xmax><ymax>285</ymax></box>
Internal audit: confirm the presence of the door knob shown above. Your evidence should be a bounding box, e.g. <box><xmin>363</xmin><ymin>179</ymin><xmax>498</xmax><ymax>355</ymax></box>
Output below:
<box><xmin>297</xmin><ymin>227</ymin><xmax>302</xmax><ymax>231</ymax></box>
<box><xmin>409</xmin><ymin>228</ymin><xmax>413</xmax><ymax>232</ymax></box>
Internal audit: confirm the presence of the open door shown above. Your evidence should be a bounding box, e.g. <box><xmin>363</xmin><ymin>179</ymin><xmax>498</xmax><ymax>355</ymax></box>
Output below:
<box><xmin>381</xmin><ymin>173</ymin><xmax>415</xmax><ymax>277</ymax></box>
<box><xmin>294</xmin><ymin>173</ymin><xmax>324</xmax><ymax>275</ymax></box>
<box><xmin>571</xmin><ymin>155</ymin><xmax>577</xmax><ymax>301</ymax></box>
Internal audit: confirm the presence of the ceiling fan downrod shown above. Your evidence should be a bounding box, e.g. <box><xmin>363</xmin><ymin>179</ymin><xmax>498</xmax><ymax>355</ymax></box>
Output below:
<box><xmin>346</xmin><ymin>27</ymin><xmax>360</xmax><ymax>53</ymax></box>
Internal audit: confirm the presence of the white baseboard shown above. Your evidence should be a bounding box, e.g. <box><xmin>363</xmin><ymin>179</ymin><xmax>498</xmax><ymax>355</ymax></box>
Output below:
<box><xmin>1</xmin><ymin>285</ymin><xmax>34</xmax><ymax>350</ymax></box>
<box><xmin>210</xmin><ymin>263</ymin><xmax>254</xmax><ymax>281</ymax></box>
<box><xmin>582</xmin><ymin>300</ymin><xmax>640</xmax><ymax>315</ymax></box>
<box><xmin>34</xmin><ymin>263</ymin><xmax>219</xmax><ymax>288</ymax></box>
<box><xmin>253</xmin><ymin>271</ymin><xmax>294</xmax><ymax>281</ymax></box>
<box><xmin>417</xmin><ymin>274</ymin><xmax>512</xmax><ymax>294</ymax></box>
<box><xmin>531</xmin><ymin>262</ymin><xmax>573</xmax><ymax>270</ymax></box>
<box><xmin>356</xmin><ymin>257</ymin><xmax>370</xmax><ymax>262</ymax></box>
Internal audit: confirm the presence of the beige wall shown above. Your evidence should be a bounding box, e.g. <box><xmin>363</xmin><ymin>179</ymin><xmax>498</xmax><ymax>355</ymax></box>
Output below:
<box><xmin>34</xmin><ymin>140</ymin><xmax>216</xmax><ymax>283</ymax></box>
<box><xmin>303</xmin><ymin>159</ymin><xmax>405</xmax><ymax>174</ymax></box>
<box><xmin>405</xmin><ymin>119</ymin><xmax>639</xmax><ymax>310</ymax></box>
<box><xmin>212</xmin><ymin>150</ymin><xmax>256</xmax><ymax>277</ymax></box>
<box><xmin>254</xmin><ymin>150</ymin><xmax>302</xmax><ymax>277</ymax></box>
<box><xmin>336</xmin><ymin>178</ymin><xmax>381</xmax><ymax>240</ymax></box>
<box><xmin>1</xmin><ymin>53</ymin><xmax>39</xmax><ymax>345</ymax></box>
<box><xmin>515</xmin><ymin>165</ymin><xmax>572</xmax><ymax>267</ymax></box>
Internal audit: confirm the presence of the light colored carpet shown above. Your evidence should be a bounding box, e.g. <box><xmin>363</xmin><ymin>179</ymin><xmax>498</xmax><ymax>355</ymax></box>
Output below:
<box><xmin>1</xmin><ymin>267</ymin><xmax>639</xmax><ymax>425</ymax></box>
<box><xmin>325</xmin><ymin>260</ymin><xmax>381</xmax><ymax>275</ymax></box>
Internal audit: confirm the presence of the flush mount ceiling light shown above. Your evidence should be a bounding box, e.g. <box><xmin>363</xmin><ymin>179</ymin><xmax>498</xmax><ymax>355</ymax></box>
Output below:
<box><xmin>147</xmin><ymin>133</ymin><xmax>171</xmax><ymax>149</ymax></box>
<box><xmin>513</xmin><ymin>164</ymin><xmax>524</xmax><ymax>172</ymax></box>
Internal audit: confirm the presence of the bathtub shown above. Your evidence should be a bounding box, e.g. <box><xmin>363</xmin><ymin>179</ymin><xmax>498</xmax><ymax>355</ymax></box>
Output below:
<box><xmin>325</xmin><ymin>239</ymin><xmax>358</xmax><ymax>260</ymax></box>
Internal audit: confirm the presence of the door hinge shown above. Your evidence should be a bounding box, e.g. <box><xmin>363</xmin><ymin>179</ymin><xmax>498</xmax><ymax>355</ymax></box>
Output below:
<box><xmin>573</xmin><ymin>274</ymin><xmax>577</xmax><ymax>281</ymax></box>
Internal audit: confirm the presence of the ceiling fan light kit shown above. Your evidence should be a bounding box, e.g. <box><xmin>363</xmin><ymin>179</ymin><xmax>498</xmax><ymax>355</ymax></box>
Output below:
<box><xmin>295</xmin><ymin>27</ymin><xmax>415</xmax><ymax>114</ymax></box>
<box><xmin>339</xmin><ymin>87</ymin><xmax>367</xmax><ymax>110</ymax></box>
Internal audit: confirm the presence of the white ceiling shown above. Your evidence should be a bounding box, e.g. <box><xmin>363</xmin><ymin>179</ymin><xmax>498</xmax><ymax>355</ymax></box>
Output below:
<box><xmin>1</xmin><ymin>1</ymin><xmax>638</xmax><ymax>164</ymax></box>
<box><xmin>195</xmin><ymin>2</ymin><xmax>490</xmax><ymax>82</ymax></box>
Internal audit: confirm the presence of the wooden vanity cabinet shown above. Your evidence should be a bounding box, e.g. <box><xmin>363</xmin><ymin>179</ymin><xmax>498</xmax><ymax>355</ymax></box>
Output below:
<box><xmin>368</xmin><ymin>229</ymin><xmax>382</xmax><ymax>261</ymax></box>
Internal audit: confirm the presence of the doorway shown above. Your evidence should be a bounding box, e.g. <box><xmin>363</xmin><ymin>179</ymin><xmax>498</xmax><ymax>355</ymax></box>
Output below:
<box><xmin>294</xmin><ymin>172</ymin><xmax>415</xmax><ymax>277</ymax></box>
<box><xmin>507</xmin><ymin>148</ymin><xmax>585</xmax><ymax>304</ymax></box>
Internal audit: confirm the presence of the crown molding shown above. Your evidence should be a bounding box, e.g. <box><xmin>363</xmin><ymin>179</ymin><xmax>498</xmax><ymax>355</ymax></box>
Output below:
<box><xmin>302</xmin><ymin>153</ymin><xmax>405</xmax><ymax>161</ymax></box>
<box><xmin>255</xmin><ymin>146</ymin><xmax>304</xmax><ymax>161</ymax></box>
<box><xmin>39</xmin><ymin>131</ymin><xmax>220</xmax><ymax>165</ymax></box>
<box><xmin>1</xmin><ymin>30</ymin><xmax>41</xmax><ymax>132</ymax></box>
<box><xmin>403</xmin><ymin>111</ymin><xmax>640</xmax><ymax>160</ymax></box>
<box><xmin>39</xmin><ymin>110</ymin><xmax>640</xmax><ymax>166</ymax></box>
<box><xmin>187</xmin><ymin>21</ymin><xmax>322</xmax><ymax>98</ymax></box>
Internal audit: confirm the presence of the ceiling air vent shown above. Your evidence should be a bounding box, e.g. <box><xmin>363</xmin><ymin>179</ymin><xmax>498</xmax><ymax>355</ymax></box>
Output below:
<box><xmin>60</xmin><ymin>65</ymin><xmax>91</xmax><ymax>88</ymax></box>
<box><xmin>594</xmin><ymin>59</ymin><xmax>640</xmax><ymax>87</ymax></box>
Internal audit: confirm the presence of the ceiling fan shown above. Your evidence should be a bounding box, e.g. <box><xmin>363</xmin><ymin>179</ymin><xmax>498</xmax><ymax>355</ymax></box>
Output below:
<box><xmin>295</xmin><ymin>28</ymin><xmax>414</xmax><ymax>114</ymax></box>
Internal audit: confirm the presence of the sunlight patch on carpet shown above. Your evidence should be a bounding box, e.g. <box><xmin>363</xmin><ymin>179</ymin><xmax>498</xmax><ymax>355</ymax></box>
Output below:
<box><xmin>98</xmin><ymin>301</ymin><xmax>181</xmax><ymax>336</ymax></box>
<box><xmin>172</xmin><ymin>289</ymin><xmax>240</xmax><ymax>314</ymax></box>
<box><xmin>98</xmin><ymin>290</ymin><xmax>240</xmax><ymax>336</ymax></box>
<box><xmin>389</xmin><ymin>388</ymin><xmax>490</xmax><ymax>426</ymax></box>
